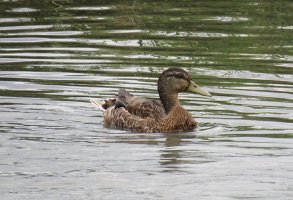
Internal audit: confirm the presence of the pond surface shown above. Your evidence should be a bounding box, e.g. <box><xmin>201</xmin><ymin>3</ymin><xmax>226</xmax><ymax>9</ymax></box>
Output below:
<box><xmin>0</xmin><ymin>0</ymin><xmax>293</xmax><ymax>199</ymax></box>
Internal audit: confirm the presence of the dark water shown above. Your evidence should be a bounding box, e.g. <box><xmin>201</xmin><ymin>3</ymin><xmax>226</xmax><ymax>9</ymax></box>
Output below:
<box><xmin>1</xmin><ymin>0</ymin><xmax>293</xmax><ymax>199</ymax></box>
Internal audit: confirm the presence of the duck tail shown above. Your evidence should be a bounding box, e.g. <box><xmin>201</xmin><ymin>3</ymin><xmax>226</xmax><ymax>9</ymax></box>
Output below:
<box><xmin>90</xmin><ymin>98</ymin><xmax>117</xmax><ymax>111</ymax></box>
<box><xmin>90</xmin><ymin>99</ymin><xmax>105</xmax><ymax>111</ymax></box>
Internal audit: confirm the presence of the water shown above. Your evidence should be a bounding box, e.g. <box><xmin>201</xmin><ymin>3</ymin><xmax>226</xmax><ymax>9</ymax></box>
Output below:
<box><xmin>0</xmin><ymin>0</ymin><xmax>293</xmax><ymax>199</ymax></box>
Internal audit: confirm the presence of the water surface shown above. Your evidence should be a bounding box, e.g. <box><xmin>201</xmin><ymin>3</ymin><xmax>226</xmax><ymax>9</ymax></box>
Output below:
<box><xmin>0</xmin><ymin>1</ymin><xmax>293</xmax><ymax>199</ymax></box>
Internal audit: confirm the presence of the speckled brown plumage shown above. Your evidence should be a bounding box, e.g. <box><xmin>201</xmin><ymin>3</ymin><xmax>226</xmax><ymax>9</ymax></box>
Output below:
<box><xmin>91</xmin><ymin>68</ymin><xmax>211</xmax><ymax>133</ymax></box>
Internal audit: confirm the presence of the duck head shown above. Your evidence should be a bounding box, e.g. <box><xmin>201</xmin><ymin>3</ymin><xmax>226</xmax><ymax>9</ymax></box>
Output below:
<box><xmin>158</xmin><ymin>68</ymin><xmax>211</xmax><ymax>112</ymax></box>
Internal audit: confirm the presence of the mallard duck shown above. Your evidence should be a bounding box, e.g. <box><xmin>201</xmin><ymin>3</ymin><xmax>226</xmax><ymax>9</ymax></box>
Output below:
<box><xmin>91</xmin><ymin>68</ymin><xmax>211</xmax><ymax>133</ymax></box>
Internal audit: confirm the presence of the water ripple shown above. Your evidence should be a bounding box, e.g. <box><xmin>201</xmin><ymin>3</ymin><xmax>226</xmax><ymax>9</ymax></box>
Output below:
<box><xmin>1</xmin><ymin>1</ymin><xmax>293</xmax><ymax>199</ymax></box>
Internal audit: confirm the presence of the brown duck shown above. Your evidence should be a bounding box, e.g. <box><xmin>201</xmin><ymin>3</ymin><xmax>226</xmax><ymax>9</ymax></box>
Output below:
<box><xmin>91</xmin><ymin>68</ymin><xmax>211</xmax><ymax>133</ymax></box>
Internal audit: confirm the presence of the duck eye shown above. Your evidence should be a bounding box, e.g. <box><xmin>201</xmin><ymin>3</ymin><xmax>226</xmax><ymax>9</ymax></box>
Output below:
<box><xmin>174</xmin><ymin>74</ymin><xmax>184</xmax><ymax>79</ymax></box>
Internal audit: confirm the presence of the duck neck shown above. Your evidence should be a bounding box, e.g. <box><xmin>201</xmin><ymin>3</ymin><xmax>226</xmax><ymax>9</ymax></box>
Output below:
<box><xmin>159</xmin><ymin>91</ymin><xmax>180</xmax><ymax>114</ymax></box>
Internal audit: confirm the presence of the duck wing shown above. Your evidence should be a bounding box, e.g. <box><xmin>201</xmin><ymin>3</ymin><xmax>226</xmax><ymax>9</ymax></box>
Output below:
<box><xmin>117</xmin><ymin>89</ymin><xmax>166</xmax><ymax>120</ymax></box>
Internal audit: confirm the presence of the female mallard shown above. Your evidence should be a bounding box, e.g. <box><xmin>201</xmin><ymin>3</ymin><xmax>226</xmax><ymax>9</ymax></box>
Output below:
<box><xmin>91</xmin><ymin>68</ymin><xmax>211</xmax><ymax>133</ymax></box>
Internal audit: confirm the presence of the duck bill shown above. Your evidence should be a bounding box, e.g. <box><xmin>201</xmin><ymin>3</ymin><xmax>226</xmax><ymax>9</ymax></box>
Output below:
<box><xmin>187</xmin><ymin>80</ymin><xmax>211</xmax><ymax>97</ymax></box>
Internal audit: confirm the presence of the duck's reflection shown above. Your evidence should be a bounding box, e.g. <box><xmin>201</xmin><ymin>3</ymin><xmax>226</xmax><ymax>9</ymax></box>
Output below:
<box><xmin>160</xmin><ymin>133</ymin><xmax>184</xmax><ymax>165</ymax></box>
<box><xmin>108</xmin><ymin>131</ymin><xmax>211</xmax><ymax>173</ymax></box>
<box><xmin>159</xmin><ymin>133</ymin><xmax>195</xmax><ymax>172</ymax></box>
